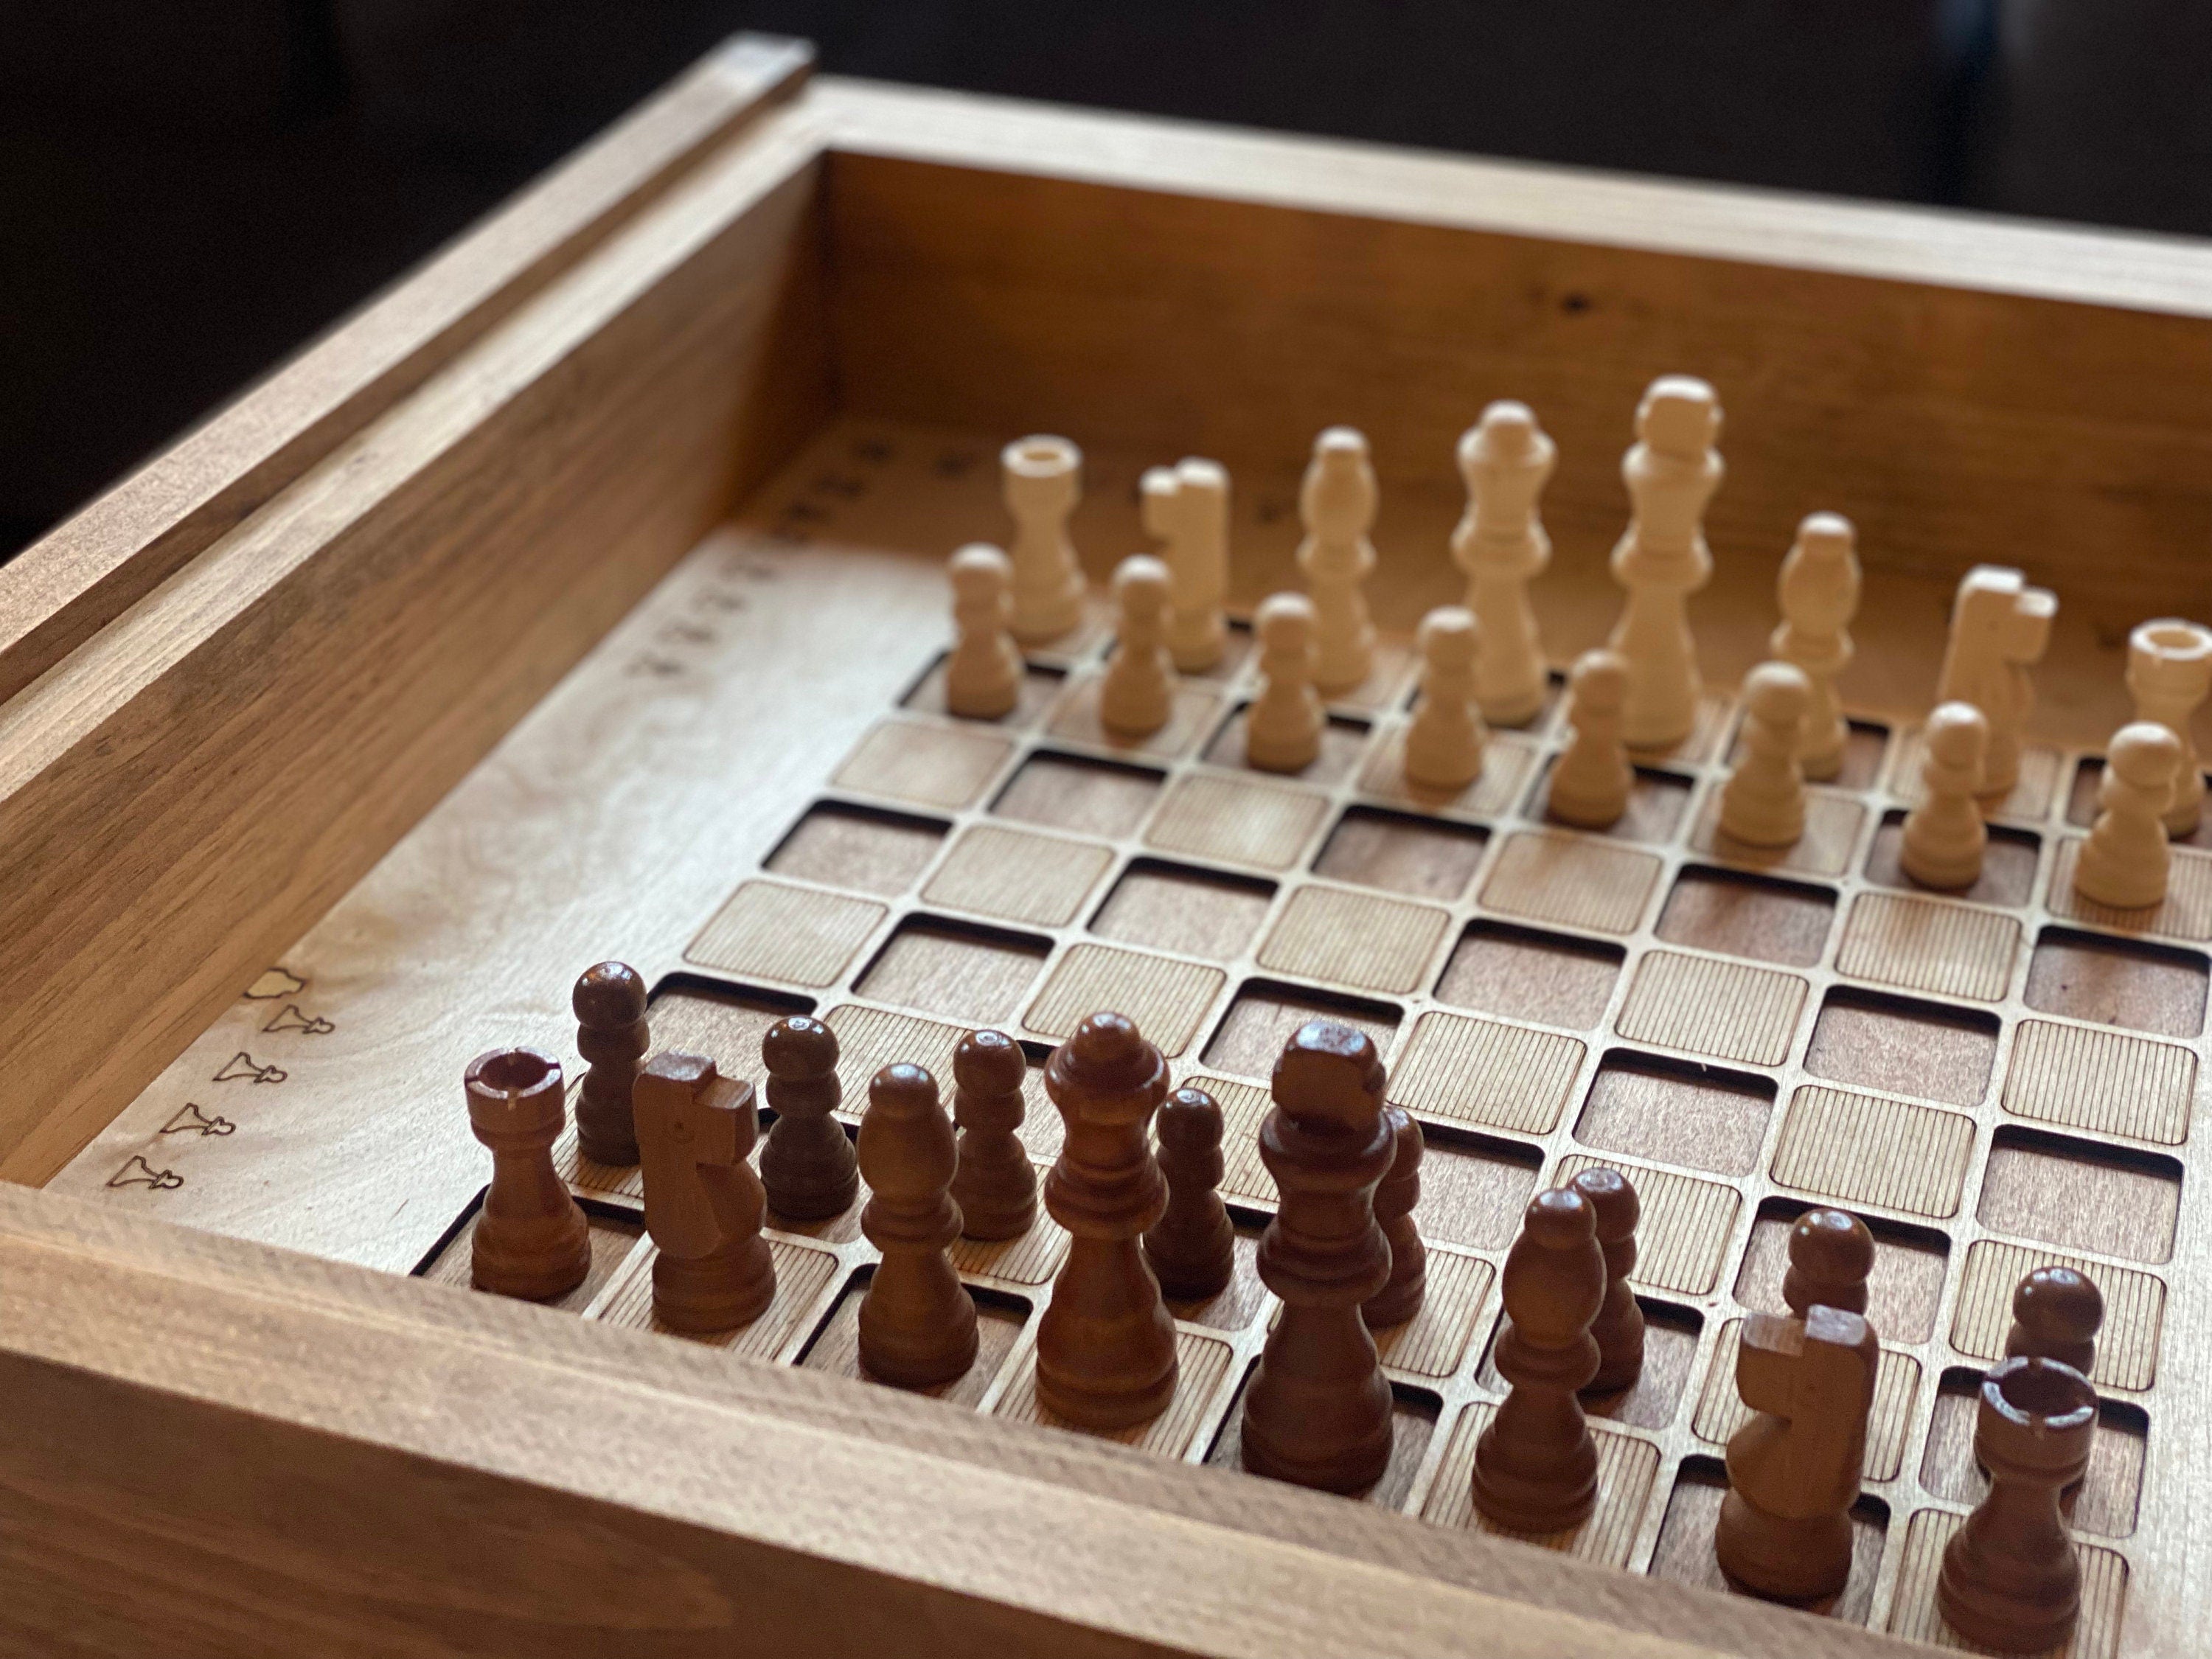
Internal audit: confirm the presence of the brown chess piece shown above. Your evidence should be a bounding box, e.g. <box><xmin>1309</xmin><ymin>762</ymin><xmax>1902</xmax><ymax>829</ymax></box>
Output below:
<box><xmin>1472</xmin><ymin>1186</ymin><xmax>1606</xmax><ymax>1531</ymax></box>
<box><xmin>633</xmin><ymin>1051</ymin><xmax>776</xmax><ymax>1334</ymax></box>
<box><xmin>1035</xmin><ymin>1011</ymin><xmax>1179</xmax><ymax>1429</ymax></box>
<box><xmin>1938</xmin><ymin>1356</ymin><xmax>2098</xmax><ymax>1653</ymax></box>
<box><xmin>1363</xmin><ymin>1103</ymin><xmax>1427</xmax><ymax>1328</ymax></box>
<box><xmin>467</xmin><ymin>1046</ymin><xmax>592</xmax><ymax>1300</ymax></box>
<box><xmin>858</xmin><ymin>1063</ymin><xmax>979</xmax><ymax>1388</ymax></box>
<box><xmin>1240</xmin><ymin>1022</ymin><xmax>1396</xmax><ymax>1493</ymax></box>
<box><xmin>572</xmin><ymin>961</ymin><xmax>648</xmax><ymax>1166</ymax></box>
<box><xmin>1144</xmin><ymin>1085</ymin><xmax>1235</xmax><ymax>1300</ymax></box>
<box><xmin>760</xmin><ymin>1015</ymin><xmax>859</xmax><ymax>1220</ymax></box>
<box><xmin>949</xmin><ymin>1028</ymin><xmax>1037</xmax><ymax>1239</ymax></box>
<box><xmin>1572</xmin><ymin>1165</ymin><xmax>1644</xmax><ymax>1392</ymax></box>
<box><xmin>2006</xmin><ymin>1265</ymin><xmax>2103</xmax><ymax>1376</ymax></box>
<box><xmin>1783</xmin><ymin>1207</ymin><xmax>1874</xmax><ymax>1318</ymax></box>
<box><xmin>1715</xmin><ymin>1306</ymin><xmax>1879</xmax><ymax>1601</ymax></box>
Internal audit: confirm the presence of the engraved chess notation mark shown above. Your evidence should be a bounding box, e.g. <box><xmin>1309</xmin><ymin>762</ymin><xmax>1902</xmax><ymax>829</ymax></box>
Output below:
<box><xmin>811</xmin><ymin>471</ymin><xmax>867</xmax><ymax>500</ymax></box>
<box><xmin>213</xmin><ymin>1053</ymin><xmax>287</xmax><ymax>1085</ymax></box>
<box><xmin>849</xmin><ymin>436</ymin><xmax>894</xmax><ymax>465</ymax></box>
<box><xmin>262</xmin><ymin>1004</ymin><xmax>335</xmax><ymax>1036</ymax></box>
<box><xmin>933</xmin><ymin>449</ymin><xmax>981</xmax><ymax>479</ymax></box>
<box><xmin>243</xmin><ymin>966</ymin><xmax>307</xmax><ymax>1001</ymax></box>
<box><xmin>161</xmin><ymin>1102</ymin><xmax>236</xmax><ymax>1137</ymax></box>
<box><xmin>107</xmin><ymin>1155</ymin><xmax>183</xmax><ymax>1192</ymax></box>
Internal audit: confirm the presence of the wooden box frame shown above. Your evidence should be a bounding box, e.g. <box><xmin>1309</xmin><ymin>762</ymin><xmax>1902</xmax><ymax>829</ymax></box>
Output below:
<box><xmin>2</xmin><ymin>35</ymin><xmax>2209</xmax><ymax>1657</ymax></box>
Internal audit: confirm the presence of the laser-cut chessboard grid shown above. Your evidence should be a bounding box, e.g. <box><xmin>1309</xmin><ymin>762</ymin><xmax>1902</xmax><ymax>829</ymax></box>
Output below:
<box><xmin>420</xmin><ymin>578</ymin><xmax>2208</xmax><ymax>1657</ymax></box>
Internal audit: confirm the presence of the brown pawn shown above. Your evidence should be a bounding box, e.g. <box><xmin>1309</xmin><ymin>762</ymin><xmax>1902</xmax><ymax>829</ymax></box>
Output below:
<box><xmin>1572</xmin><ymin>1166</ymin><xmax>1645</xmax><ymax>1393</ymax></box>
<box><xmin>1939</xmin><ymin>1357</ymin><xmax>2098</xmax><ymax>1652</ymax></box>
<box><xmin>1363</xmin><ymin>1104</ymin><xmax>1427</xmax><ymax>1328</ymax></box>
<box><xmin>2006</xmin><ymin>1265</ymin><xmax>2103</xmax><ymax>1377</ymax></box>
<box><xmin>1035</xmin><ymin>1011</ymin><xmax>1178</xmax><ymax>1430</ymax></box>
<box><xmin>1717</xmin><ymin>1305</ymin><xmax>1880</xmax><ymax>1602</ymax></box>
<box><xmin>634</xmin><ymin>1051</ymin><xmax>776</xmax><ymax>1334</ymax></box>
<box><xmin>572</xmin><ymin>961</ymin><xmax>648</xmax><ymax>1166</ymax></box>
<box><xmin>1472</xmin><ymin>1186</ymin><xmax>1607</xmax><ymax>1531</ymax></box>
<box><xmin>949</xmin><ymin>1028</ymin><xmax>1037</xmax><ymax>1239</ymax></box>
<box><xmin>1144</xmin><ymin>1085</ymin><xmax>1234</xmax><ymax>1300</ymax></box>
<box><xmin>1783</xmin><ymin>1207</ymin><xmax>1874</xmax><ymax>1318</ymax></box>
<box><xmin>467</xmin><ymin>1046</ymin><xmax>591</xmax><ymax>1300</ymax></box>
<box><xmin>857</xmin><ymin>1063</ymin><xmax>979</xmax><ymax>1388</ymax></box>
<box><xmin>1241</xmin><ymin>1021</ymin><xmax>1398</xmax><ymax>1493</ymax></box>
<box><xmin>759</xmin><ymin>1015</ymin><xmax>858</xmax><ymax>1220</ymax></box>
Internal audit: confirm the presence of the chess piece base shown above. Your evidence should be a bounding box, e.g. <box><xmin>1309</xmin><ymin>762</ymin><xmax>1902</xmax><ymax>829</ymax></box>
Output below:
<box><xmin>574</xmin><ymin>1109</ymin><xmax>639</xmax><ymax>1169</ymax></box>
<box><xmin>763</xmin><ymin>1166</ymin><xmax>860</xmax><ymax>1222</ymax></box>
<box><xmin>1147</xmin><ymin>1225</ymin><xmax>1234</xmax><ymax>1301</ymax></box>
<box><xmin>1036</xmin><ymin>1340</ymin><xmax>1178</xmax><ymax>1431</ymax></box>
<box><xmin>1471</xmin><ymin>1422</ymin><xmax>1598</xmax><ymax>1534</ymax></box>
<box><xmin>1938</xmin><ymin>1531</ymin><xmax>2081</xmax><ymax>1654</ymax></box>
<box><xmin>1476</xmin><ymin>686</ymin><xmax>1546</xmax><ymax>728</ymax></box>
<box><xmin>652</xmin><ymin>1239</ymin><xmax>776</xmax><ymax>1335</ymax></box>
<box><xmin>956</xmin><ymin>1191</ymin><xmax>1038</xmax><ymax>1241</ymax></box>
<box><xmin>1363</xmin><ymin>1260</ymin><xmax>1427</xmax><ymax>1329</ymax></box>
<box><xmin>1714</xmin><ymin>1491</ymin><xmax>1851</xmax><ymax>1603</ymax></box>
<box><xmin>1586</xmin><ymin>1332</ymin><xmax>1646</xmax><ymax>1395</ymax></box>
<box><xmin>860</xmin><ymin>1286</ymin><xmax>981</xmax><ymax>1389</ymax></box>
<box><xmin>1247</xmin><ymin>731</ymin><xmax>1321</xmax><ymax>773</ymax></box>
<box><xmin>1900</xmin><ymin>841</ymin><xmax>1984</xmax><ymax>891</ymax></box>
<box><xmin>472</xmin><ymin>1204</ymin><xmax>591</xmax><ymax>1302</ymax></box>
<box><xmin>1239</xmin><ymin>1368</ymin><xmax>1394</xmax><ymax>1495</ymax></box>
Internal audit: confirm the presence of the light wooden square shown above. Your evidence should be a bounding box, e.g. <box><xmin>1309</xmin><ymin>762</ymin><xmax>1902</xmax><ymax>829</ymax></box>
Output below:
<box><xmin>1951</xmin><ymin>1239</ymin><xmax>2165</xmax><ymax>1392</ymax></box>
<box><xmin>2048</xmin><ymin>836</ymin><xmax>2212</xmax><ymax>942</ymax></box>
<box><xmin>1023</xmin><ymin>943</ymin><xmax>1225</xmax><ymax>1057</ymax></box>
<box><xmin>1627</xmin><ymin>692</ymin><xmax>1733</xmax><ymax>768</ymax></box>
<box><xmin>824</xmin><ymin>1004</ymin><xmax>969</xmax><ymax>1113</ymax></box>
<box><xmin>1556</xmin><ymin>1154</ymin><xmax>1739</xmax><ymax>1296</ymax></box>
<box><xmin>686</xmin><ymin>880</ymin><xmax>887</xmax><ymax>987</ymax></box>
<box><xmin>1356</xmin><ymin>728</ymin><xmax>1534</xmax><ymax>821</ymax></box>
<box><xmin>1390</xmin><ymin>1012</ymin><xmax>1585</xmax><ymax>1135</ymax></box>
<box><xmin>1771</xmin><ymin>1085</ymin><xmax>1976</xmax><ymax>1219</ymax></box>
<box><xmin>585</xmin><ymin>1235</ymin><xmax>841</xmax><ymax>1360</ymax></box>
<box><xmin>1373</xmin><ymin>1245</ymin><xmax>1494</xmax><ymax>1380</ymax></box>
<box><xmin>922</xmin><ymin>824</ymin><xmax>1114</xmax><ymax>927</ymax></box>
<box><xmin>1420</xmin><ymin>1404</ymin><xmax>1660</xmax><ymax>1569</ymax></box>
<box><xmin>992</xmin><ymin>1326</ymin><xmax>1236</xmax><ymax>1457</ymax></box>
<box><xmin>948</xmin><ymin>1202</ymin><xmax>1069</xmax><ymax>1287</ymax></box>
<box><xmin>832</xmin><ymin>717</ymin><xmax>1015</xmax><ymax>809</ymax></box>
<box><xmin>2001</xmin><ymin>1020</ymin><xmax>2197</xmax><ymax>1146</ymax></box>
<box><xmin>1887</xmin><ymin>1509</ymin><xmax>2127</xmax><ymax>1659</ymax></box>
<box><xmin>1693</xmin><ymin>1318</ymin><xmax>1920</xmax><ymax>1482</ymax></box>
<box><xmin>1689</xmin><ymin>787</ymin><xmax>1866</xmax><ymax>878</ymax></box>
<box><xmin>1045</xmin><ymin>676</ymin><xmax>1222</xmax><ymax>760</ymax></box>
<box><xmin>1144</xmin><ymin>773</ymin><xmax>1332</xmax><ymax>871</ymax></box>
<box><xmin>1183</xmin><ymin>1073</ymin><xmax>1274</xmax><ymax>1208</ymax></box>
<box><xmin>1615</xmin><ymin>951</ymin><xmax>1809</xmax><ymax>1067</ymax></box>
<box><xmin>1835</xmin><ymin>891</ymin><xmax>2021</xmax><ymax>1002</ymax></box>
<box><xmin>1478</xmin><ymin>832</ymin><xmax>1663</xmax><ymax>936</ymax></box>
<box><xmin>1256</xmin><ymin>883</ymin><xmax>1452</xmax><ymax>995</ymax></box>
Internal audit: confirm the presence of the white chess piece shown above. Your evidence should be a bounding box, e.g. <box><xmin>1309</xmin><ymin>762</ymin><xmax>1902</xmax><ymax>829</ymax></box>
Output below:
<box><xmin>1246</xmin><ymin>592</ymin><xmax>1324</xmax><ymax>773</ymax></box>
<box><xmin>1549</xmin><ymin>649</ymin><xmax>1633</xmax><ymax>830</ymax></box>
<box><xmin>2075</xmin><ymin>722</ymin><xmax>2183</xmax><ymax>910</ymax></box>
<box><xmin>1719</xmin><ymin>662</ymin><xmax>1811</xmax><ymax>846</ymax></box>
<box><xmin>1099</xmin><ymin>555</ymin><xmax>1175</xmax><ymax>738</ymax></box>
<box><xmin>944</xmin><ymin>543</ymin><xmax>1023</xmax><ymax>719</ymax></box>
<box><xmin>1141</xmin><ymin>458</ymin><xmax>1230</xmax><ymax>673</ymax></box>
<box><xmin>1001</xmin><ymin>434</ymin><xmax>1087</xmax><ymax>644</ymax></box>
<box><xmin>1933</xmin><ymin>566</ymin><xmax>2056</xmax><ymax>805</ymax></box>
<box><xmin>1773</xmin><ymin>512</ymin><xmax>1860</xmax><ymax>782</ymax></box>
<box><xmin>1900</xmin><ymin>701</ymin><xmax>1989</xmax><ymax>888</ymax></box>
<box><xmin>1450</xmin><ymin>402</ymin><xmax>1556</xmax><ymax>726</ymax></box>
<box><xmin>1404</xmin><ymin>608</ymin><xmax>1486</xmax><ymax>792</ymax></box>
<box><xmin>1295</xmin><ymin>428</ymin><xmax>1378</xmax><ymax>695</ymax></box>
<box><xmin>2126</xmin><ymin>619</ymin><xmax>2212</xmax><ymax>837</ymax></box>
<box><xmin>1607</xmin><ymin>376</ymin><xmax>1723</xmax><ymax>750</ymax></box>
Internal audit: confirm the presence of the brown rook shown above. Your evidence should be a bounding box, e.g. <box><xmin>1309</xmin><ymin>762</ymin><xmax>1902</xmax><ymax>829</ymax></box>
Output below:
<box><xmin>467</xmin><ymin>1046</ymin><xmax>592</xmax><ymax>1301</ymax></box>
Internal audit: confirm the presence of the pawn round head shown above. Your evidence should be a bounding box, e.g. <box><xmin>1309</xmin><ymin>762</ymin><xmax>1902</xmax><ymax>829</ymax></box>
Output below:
<box><xmin>1301</xmin><ymin>426</ymin><xmax>1377</xmax><ymax>529</ymax></box>
<box><xmin>1256</xmin><ymin>591</ymin><xmax>1316</xmax><ymax>654</ymax></box>
<box><xmin>1157</xmin><ymin>1085</ymin><xmax>1225</xmax><ymax>1155</ymax></box>
<box><xmin>1270</xmin><ymin>1019</ymin><xmax>1384</xmax><ymax>1133</ymax></box>
<box><xmin>2014</xmin><ymin>1264</ymin><xmax>2104</xmax><ymax>1348</ymax></box>
<box><xmin>868</xmin><ymin>1061</ymin><xmax>939</xmax><ymax>1117</ymax></box>
<box><xmin>1416</xmin><ymin>605</ymin><xmax>1478</xmax><ymax>672</ymax></box>
<box><xmin>1569</xmin><ymin>1164</ymin><xmax>1640</xmax><ymax>1242</ymax></box>
<box><xmin>763</xmin><ymin>1014</ymin><xmax>838</xmax><ymax>1079</ymax></box>
<box><xmin>1569</xmin><ymin>647</ymin><xmax>1627</xmax><ymax>713</ymax></box>
<box><xmin>1113</xmin><ymin>553</ymin><xmax>1171</xmax><ymax>621</ymax></box>
<box><xmin>1925</xmin><ymin>700</ymin><xmax>1990</xmax><ymax>771</ymax></box>
<box><xmin>1635</xmin><ymin>375</ymin><xmax>1722</xmax><ymax>456</ymax></box>
<box><xmin>1794</xmin><ymin>511</ymin><xmax>1856</xmax><ymax>566</ymax></box>
<box><xmin>1785</xmin><ymin>1208</ymin><xmax>1874</xmax><ymax>1312</ymax></box>
<box><xmin>2108</xmin><ymin>720</ymin><xmax>2185</xmax><ymax>790</ymax></box>
<box><xmin>954</xmin><ymin>1026</ymin><xmax>1026</xmax><ymax>1094</ymax></box>
<box><xmin>949</xmin><ymin>542</ymin><xmax>1013</xmax><ymax>603</ymax></box>
<box><xmin>1461</xmin><ymin>400</ymin><xmax>1540</xmax><ymax>469</ymax></box>
<box><xmin>572</xmin><ymin>961</ymin><xmax>645</xmax><ymax>1027</ymax></box>
<box><xmin>1744</xmin><ymin>660</ymin><xmax>1812</xmax><ymax>726</ymax></box>
<box><xmin>1523</xmin><ymin>1184</ymin><xmax>1596</xmax><ymax>1248</ymax></box>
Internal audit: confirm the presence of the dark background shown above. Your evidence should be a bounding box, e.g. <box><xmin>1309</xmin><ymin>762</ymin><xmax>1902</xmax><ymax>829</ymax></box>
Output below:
<box><xmin>6</xmin><ymin>1</ymin><xmax>2208</xmax><ymax>562</ymax></box>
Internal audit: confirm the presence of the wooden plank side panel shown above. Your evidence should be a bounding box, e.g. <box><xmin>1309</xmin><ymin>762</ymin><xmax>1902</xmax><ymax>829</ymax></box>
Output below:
<box><xmin>0</xmin><ymin>108</ymin><xmax>837</xmax><ymax>1183</ymax></box>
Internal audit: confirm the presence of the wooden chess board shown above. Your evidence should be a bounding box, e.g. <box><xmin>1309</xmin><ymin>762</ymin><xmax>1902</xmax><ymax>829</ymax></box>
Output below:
<box><xmin>5</xmin><ymin>33</ymin><xmax>2211</xmax><ymax>1659</ymax></box>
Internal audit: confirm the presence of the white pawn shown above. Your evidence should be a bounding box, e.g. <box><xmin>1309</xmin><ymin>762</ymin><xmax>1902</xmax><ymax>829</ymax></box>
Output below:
<box><xmin>1141</xmin><ymin>458</ymin><xmax>1230</xmax><ymax>673</ymax></box>
<box><xmin>1450</xmin><ymin>402</ymin><xmax>1557</xmax><ymax>726</ymax></box>
<box><xmin>1719</xmin><ymin>663</ymin><xmax>1811</xmax><ymax>847</ymax></box>
<box><xmin>2076</xmin><ymin>723</ymin><xmax>2184</xmax><ymax>910</ymax></box>
<box><xmin>1607</xmin><ymin>377</ymin><xmax>1723</xmax><ymax>750</ymax></box>
<box><xmin>1900</xmin><ymin>702</ymin><xmax>1989</xmax><ymax>889</ymax></box>
<box><xmin>1405</xmin><ymin>608</ymin><xmax>1486</xmax><ymax>792</ymax></box>
<box><xmin>1247</xmin><ymin>593</ymin><xmax>1324</xmax><ymax>773</ymax></box>
<box><xmin>2126</xmin><ymin>619</ymin><xmax>2212</xmax><ymax>837</ymax></box>
<box><xmin>1550</xmin><ymin>649</ymin><xmax>1633</xmax><ymax>830</ymax></box>
<box><xmin>1001</xmin><ymin>434</ymin><xmax>1087</xmax><ymax>644</ymax></box>
<box><xmin>1773</xmin><ymin>512</ymin><xmax>1860</xmax><ymax>782</ymax></box>
<box><xmin>1100</xmin><ymin>555</ymin><xmax>1175</xmax><ymax>739</ymax></box>
<box><xmin>1295</xmin><ymin>428</ymin><xmax>1378</xmax><ymax>695</ymax></box>
<box><xmin>1934</xmin><ymin>566</ymin><xmax>2056</xmax><ymax>805</ymax></box>
<box><xmin>944</xmin><ymin>544</ymin><xmax>1023</xmax><ymax>720</ymax></box>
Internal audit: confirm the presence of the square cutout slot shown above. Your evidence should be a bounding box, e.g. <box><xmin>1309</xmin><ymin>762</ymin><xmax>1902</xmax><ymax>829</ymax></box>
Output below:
<box><xmin>1656</xmin><ymin>867</ymin><xmax>1837</xmax><ymax>967</ymax></box>
<box><xmin>1091</xmin><ymin>860</ymin><xmax>1273</xmax><ymax>960</ymax></box>
<box><xmin>1312</xmin><ymin>807</ymin><xmax>1489</xmax><ymax>901</ymax></box>
<box><xmin>1921</xmin><ymin>1372</ymin><xmax>2143</xmax><ymax>1540</ymax></box>
<box><xmin>1205</xmin><ymin>709</ymin><xmax>1371</xmax><ymax>787</ymax></box>
<box><xmin>1575</xmin><ymin>1054</ymin><xmax>1774</xmax><ymax>1178</ymax></box>
<box><xmin>990</xmin><ymin>751</ymin><xmax>1164</xmax><ymax>839</ymax></box>
<box><xmin>854</xmin><ymin>919</ymin><xmax>1048</xmax><ymax>1025</ymax></box>
<box><xmin>1201</xmin><ymin>980</ymin><xmax>1401</xmax><ymax>1079</ymax></box>
<box><xmin>1734</xmin><ymin>1201</ymin><xmax>1949</xmax><ymax>1345</ymax></box>
<box><xmin>765</xmin><ymin>803</ymin><xmax>947</xmax><ymax>897</ymax></box>
<box><xmin>1435</xmin><ymin>922</ymin><xmax>1622</xmax><ymax>1031</ymax></box>
<box><xmin>650</xmin><ymin>981</ymin><xmax>815</xmax><ymax>1072</ymax></box>
<box><xmin>1863</xmin><ymin>810</ymin><xmax>2040</xmax><ymax>909</ymax></box>
<box><xmin>1804</xmin><ymin>988</ymin><xmax>1997</xmax><ymax>1107</ymax></box>
<box><xmin>2023</xmin><ymin>928</ymin><xmax>2208</xmax><ymax>1038</ymax></box>
<box><xmin>1651</xmin><ymin>1460</ymin><xmax>1885</xmax><ymax>1625</ymax></box>
<box><xmin>1416</xmin><ymin>1130</ymin><xmax>1545</xmax><ymax>1251</ymax></box>
<box><xmin>1977</xmin><ymin>1128</ymin><xmax>2180</xmax><ymax>1265</ymax></box>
